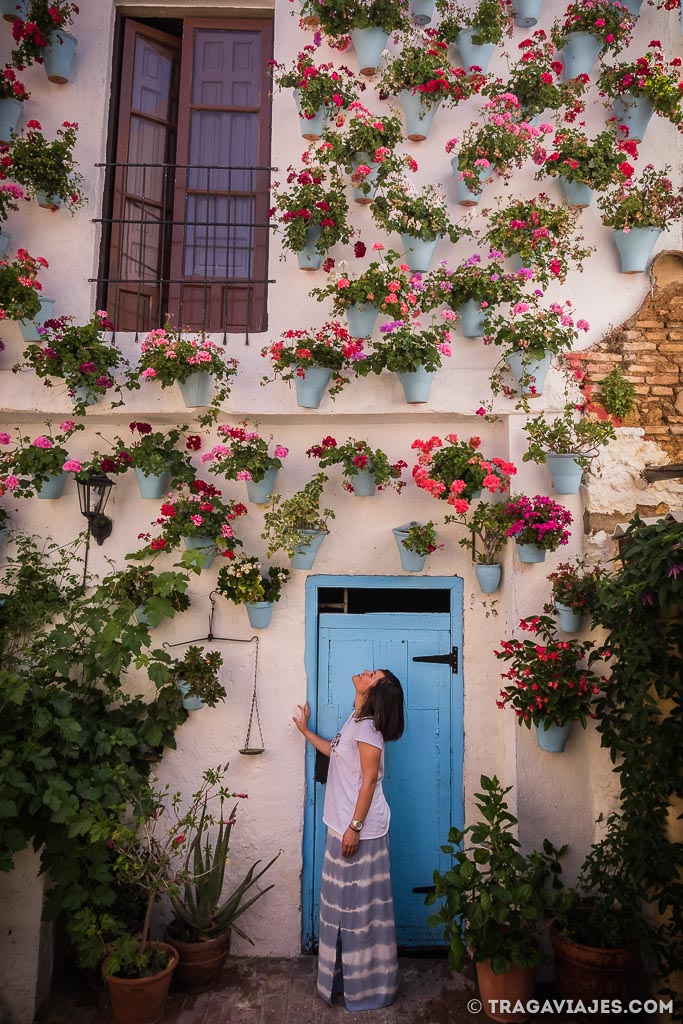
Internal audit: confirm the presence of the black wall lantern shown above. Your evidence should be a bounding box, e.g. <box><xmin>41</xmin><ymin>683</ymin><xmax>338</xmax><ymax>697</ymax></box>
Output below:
<box><xmin>77</xmin><ymin>469</ymin><xmax>114</xmax><ymax>545</ymax></box>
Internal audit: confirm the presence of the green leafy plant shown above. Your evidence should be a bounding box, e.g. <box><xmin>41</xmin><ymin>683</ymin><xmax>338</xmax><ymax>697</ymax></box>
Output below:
<box><xmin>0</xmin><ymin>182</ymin><xmax>27</xmax><ymax>225</ymax></box>
<box><xmin>536</xmin><ymin>126</ymin><xmax>638</xmax><ymax>191</ymax></box>
<box><xmin>599</xmin><ymin>44</ymin><xmax>683</xmax><ymax>129</ymax></box>
<box><xmin>168</xmin><ymin>646</ymin><xmax>225</xmax><ymax>707</ymax></box>
<box><xmin>395</xmin><ymin>520</ymin><xmax>442</xmax><ymax>556</ymax></box>
<box><xmin>109</xmin><ymin>422</ymin><xmax>198</xmax><ymax>483</ymax></box>
<box><xmin>597</xmin><ymin>163</ymin><xmax>683</xmax><ymax>230</ymax></box>
<box><xmin>503</xmin><ymin>493</ymin><xmax>572</xmax><ymax>552</ymax></box>
<box><xmin>378</xmin><ymin>33</ymin><xmax>485</xmax><ymax>109</ymax></box>
<box><xmin>216</xmin><ymin>556</ymin><xmax>290</xmax><ymax>605</ymax></box>
<box><xmin>0</xmin><ymin>248</ymin><xmax>46</xmax><ymax>321</ymax></box>
<box><xmin>600</xmin><ymin>366</ymin><xmax>636</xmax><ymax>419</ymax></box>
<box><xmin>261</xmin><ymin>473</ymin><xmax>335</xmax><ymax>559</ymax></box>
<box><xmin>318</xmin><ymin>104</ymin><xmax>404</xmax><ymax>197</ymax></box>
<box><xmin>310</xmin><ymin>247</ymin><xmax>421</xmax><ymax>315</ymax></box>
<box><xmin>447</xmin><ymin>500</ymin><xmax>510</xmax><ymax>565</ymax></box>
<box><xmin>10</xmin><ymin>119</ymin><xmax>85</xmax><ymax>210</ymax></box>
<box><xmin>358</xmin><ymin>316</ymin><xmax>453</xmax><ymax>374</ymax></box>
<box><xmin>550</xmin><ymin>1</ymin><xmax>633</xmax><ymax>58</ymax></box>
<box><xmin>297</xmin><ymin>0</ymin><xmax>409</xmax><ymax>37</ymax></box>
<box><xmin>135</xmin><ymin>480</ymin><xmax>247</xmax><ymax>561</ymax></box>
<box><xmin>422</xmin><ymin>252</ymin><xmax>527</xmax><ymax>312</ymax></box>
<box><xmin>435</xmin><ymin>0</ymin><xmax>512</xmax><ymax>47</ymax></box>
<box><xmin>306</xmin><ymin>435</ymin><xmax>407</xmax><ymax>492</ymax></box>
<box><xmin>411</xmin><ymin>433</ymin><xmax>516</xmax><ymax>513</ymax></box>
<box><xmin>203</xmin><ymin>423</ymin><xmax>288</xmax><ymax>484</ymax></box>
<box><xmin>0</xmin><ymin>65</ymin><xmax>29</xmax><ymax>102</ymax></box>
<box><xmin>11</xmin><ymin>0</ymin><xmax>79</xmax><ymax>67</ymax></box>
<box><xmin>268</xmin><ymin>45</ymin><xmax>360</xmax><ymax>118</ymax></box>
<box><xmin>107</xmin><ymin>565</ymin><xmax>192</xmax><ymax>625</ymax></box>
<box><xmin>484</xmin><ymin>30</ymin><xmax>586</xmax><ymax>120</ymax></box>
<box><xmin>484</xmin><ymin>296</ymin><xmax>590</xmax><ymax>361</ymax></box>
<box><xmin>269</xmin><ymin>161</ymin><xmax>353</xmax><ymax>255</ymax></box>
<box><xmin>261</xmin><ymin>321</ymin><xmax>366</xmax><ymax>399</ymax></box>
<box><xmin>522</xmin><ymin>405</ymin><xmax>617</xmax><ymax>469</ymax></box>
<box><xmin>426</xmin><ymin>775</ymin><xmax>565</xmax><ymax>974</ymax></box>
<box><xmin>371</xmin><ymin>174</ymin><xmax>470</xmax><ymax>243</ymax></box>
<box><xmin>0</xmin><ymin>419</ymin><xmax>84</xmax><ymax>495</ymax></box>
<box><xmin>545</xmin><ymin>559</ymin><xmax>607</xmax><ymax>615</ymax></box>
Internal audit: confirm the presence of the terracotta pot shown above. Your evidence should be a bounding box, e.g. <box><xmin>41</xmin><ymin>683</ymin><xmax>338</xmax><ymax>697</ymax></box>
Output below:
<box><xmin>167</xmin><ymin>930</ymin><xmax>231</xmax><ymax>993</ymax></box>
<box><xmin>550</xmin><ymin>923</ymin><xmax>641</xmax><ymax>1010</ymax></box>
<box><xmin>476</xmin><ymin>959</ymin><xmax>535</xmax><ymax>1022</ymax></box>
<box><xmin>104</xmin><ymin>942</ymin><xmax>178</xmax><ymax>1024</ymax></box>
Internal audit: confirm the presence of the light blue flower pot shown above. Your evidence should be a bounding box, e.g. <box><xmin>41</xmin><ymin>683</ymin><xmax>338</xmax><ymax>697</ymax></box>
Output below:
<box><xmin>410</xmin><ymin>0</ymin><xmax>435</xmax><ymax>24</ymax></box>
<box><xmin>176</xmin><ymin>680</ymin><xmax>204</xmax><ymax>711</ymax></box>
<box><xmin>296</xmin><ymin>225</ymin><xmax>323</xmax><ymax>271</ymax></box>
<box><xmin>245</xmin><ymin>601</ymin><xmax>275</xmax><ymax>629</ymax></box>
<box><xmin>135</xmin><ymin>468</ymin><xmax>171</xmax><ymax>500</ymax></box>
<box><xmin>73</xmin><ymin>385</ymin><xmax>99</xmax><ymax>407</ymax></box>
<box><xmin>451</xmin><ymin>158</ymin><xmax>488</xmax><ymax>206</ymax></box>
<box><xmin>475</xmin><ymin>563</ymin><xmax>502</xmax><ymax>594</ymax></box>
<box><xmin>397</xmin><ymin>365</ymin><xmax>435</xmax><ymax>404</ymax></box>
<box><xmin>612</xmin><ymin>226</ymin><xmax>662</xmax><ymax>274</ymax></box>
<box><xmin>294</xmin><ymin>365</ymin><xmax>332</xmax><ymax>408</ymax></box>
<box><xmin>459</xmin><ymin>299</ymin><xmax>488</xmax><ymax>337</ymax></box>
<box><xmin>545</xmin><ymin>453</ymin><xmax>584</xmax><ymax>495</ymax></box>
<box><xmin>351</xmin><ymin>470</ymin><xmax>377</xmax><ymax>496</ymax></box>
<box><xmin>0</xmin><ymin>526</ymin><xmax>8</xmax><ymax>546</ymax></box>
<box><xmin>505</xmin><ymin>350</ymin><xmax>552</xmax><ymax>396</ymax></box>
<box><xmin>349</xmin><ymin>26</ymin><xmax>389</xmax><ymax>76</ymax></box>
<box><xmin>36</xmin><ymin>472</ymin><xmax>66</xmax><ymax>499</ymax></box>
<box><xmin>18</xmin><ymin>296</ymin><xmax>55</xmax><ymax>342</ymax></box>
<box><xmin>291</xmin><ymin>529</ymin><xmax>328</xmax><ymax>570</ymax></box>
<box><xmin>400</xmin><ymin>234</ymin><xmax>440</xmax><ymax>273</ymax></box>
<box><xmin>610</xmin><ymin>0</ymin><xmax>642</xmax><ymax>14</ymax></box>
<box><xmin>44</xmin><ymin>29</ymin><xmax>78</xmax><ymax>84</ymax></box>
<box><xmin>351</xmin><ymin>152</ymin><xmax>379</xmax><ymax>204</ymax></box>
<box><xmin>516</xmin><ymin>542</ymin><xmax>546</xmax><ymax>563</ymax></box>
<box><xmin>561</xmin><ymin>32</ymin><xmax>603</xmax><ymax>81</ymax></box>
<box><xmin>555</xmin><ymin>601</ymin><xmax>583</xmax><ymax>633</ymax></box>
<box><xmin>400</xmin><ymin>90</ymin><xmax>440</xmax><ymax>141</ymax></box>
<box><xmin>182</xmin><ymin>535</ymin><xmax>216</xmax><ymax>569</ymax></box>
<box><xmin>392</xmin><ymin>527</ymin><xmax>427</xmax><ymax>573</ymax></box>
<box><xmin>246</xmin><ymin>466</ymin><xmax>279</xmax><ymax>504</ymax></box>
<box><xmin>0</xmin><ymin>0</ymin><xmax>27</xmax><ymax>21</ymax></box>
<box><xmin>536</xmin><ymin>721</ymin><xmax>572</xmax><ymax>753</ymax></box>
<box><xmin>0</xmin><ymin>231</ymin><xmax>11</xmax><ymax>259</ymax></box>
<box><xmin>513</xmin><ymin>0</ymin><xmax>541</xmax><ymax>26</ymax></box>
<box><xmin>456</xmin><ymin>29</ymin><xmax>495</xmax><ymax>73</ymax></box>
<box><xmin>134</xmin><ymin>605</ymin><xmax>151</xmax><ymax>626</ymax></box>
<box><xmin>178</xmin><ymin>370</ymin><xmax>212</xmax><ymax>407</ymax></box>
<box><xmin>611</xmin><ymin>92</ymin><xmax>654</xmax><ymax>144</ymax></box>
<box><xmin>346</xmin><ymin>302</ymin><xmax>380</xmax><ymax>339</ymax></box>
<box><xmin>36</xmin><ymin>191</ymin><xmax>63</xmax><ymax>210</ymax></box>
<box><xmin>294</xmin><ymin>90</ymin><xmax>328</xmax><ymax>140</ymax></box>
<box><xmin>0</xmin><ymin>97</ymin><xmax>22</xmax><ymax>143</ymax></box>
<box><xmin>559</xmin><ymin>176</ymin><xmax>593</xmax><ymax>209</ymax></box>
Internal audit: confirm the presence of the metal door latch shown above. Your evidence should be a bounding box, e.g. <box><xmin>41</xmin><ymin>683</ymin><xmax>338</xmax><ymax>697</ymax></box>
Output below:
<box><xmin>412</xmin><ymin>647</ymin><xmax>459</xmax><ymax>673</ymax></box>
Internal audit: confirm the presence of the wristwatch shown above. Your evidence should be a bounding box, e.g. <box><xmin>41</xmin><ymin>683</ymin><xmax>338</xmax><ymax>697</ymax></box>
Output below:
<box><xmin>349</xmin><ymin>819</ymin><xmax>364</xmax><ymax>833</ymax></box>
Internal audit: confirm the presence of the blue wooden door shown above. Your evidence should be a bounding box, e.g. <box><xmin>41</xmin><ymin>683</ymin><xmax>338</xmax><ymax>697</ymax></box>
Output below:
<box><xmin>309</xmin><ymin>610</ymin><xmax>463</xmax><ymax>947</ymax></box>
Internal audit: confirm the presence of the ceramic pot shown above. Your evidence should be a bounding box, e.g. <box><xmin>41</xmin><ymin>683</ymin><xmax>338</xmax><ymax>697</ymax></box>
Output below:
<box><xmin>400</xmin><ymin>90</ymin><xmax>441</xmax><ymax>141</ymax></box>
<box><xmin>410</xmin><ymin>0</ymin><xmax>435</xmax><ymax>24</ymax></box>
<box><xmin>451</xmin><ymin>158</ymin><xmax>488</xmax><ymax>205</ymax></box>
<box><xmin>504</xmin><ymin>351</ymin><xmax>552</xmax><ymax>396</ymax></box>
<box><xmin>182</xmin><ymin>535</ymin><xmax>216</xmax><ymax>569</ymax></box>
<box><xmin>536</xmin><ymin>721</ymin><xmax>572</xmax><ymax>753</ymax></box>
<box><xmin>18</xmin><ymin>296</ymin><xmax>56</xmax><ymax>342</ymax></box>
<box><xmin>400</xmin><ymin>233</ymin><xmax>440</xmax><ymax>273</ymax></box>
<box><xmin>104</xmin><ymin>942</ymin><xmax>178</xmax><ymax>1024</ymax></box>
<box><xmin>611</xmin><ymin>93</ymin><xmax>654</xmax><ymax>144</ymax></box>
<box><xmin>245</xmin><ymin>601</ymin><xmax>275</xmax><ymax>629</ymax></box>
<box><xmin>294</xmin><ymin>366</ymin><xmax>332</xmax><ymax>408</ymax></box>
<box><xmin>0</xmin><ymin>230</ymin><xmax>11</xmax><ymax>259</ymax></box>
<box><xmin>612</xmin><ymin>226</ymin><xmax>661</xmax><ymax>274</ymax></box>
<box><xmin>475</xmin><ymin>959</ymin><xmax>535</xmax><ymax>1022</ymax></box>
<box><xmin>456</xmin><ymin>29</ymin><xmax>495</xmax><ymax>73</ymax></box>
<box><xmin>0</xmin><ymin>0</ymin><xmax>27</xmax><ymax>21</ymax></box>
<box><xmin>349</xmin><ymin>26</ymin><xmax>389</xmax><ymax>76</ymax></box>
<box><xmin>346</xmin><ymin>302</ymin><xmax>379</xmax><ymax>339</ymax></box>
<box><xmin>167</xmin><ymin>931</ymin><xmax>231</xmax><ymax>994</ymax></box>
<box><xmin>555</xmin><ymin>601</ymin><xmax>583</xmax><ymax>633</ymax></box>
<box><xmin>561</xmin><ymin>32</ymin><xmax>603</xmax><ymax>81</ymax></box>
<box><xmin>609</xmin><ymin>0</ymin><xmax>642</xmax><ymax>14</ymax></box>
<box><xmin>177</xmin><ymin>371</ymin><xmax>212</xmax><ymax>407</ymax></box>
<box><xmin>545</xmin><ymin>453</ymin><xmax>584</xmax><ymax>495</ymax></box>
<box><xmin>397</xmin><ymin>365</ymin><xmax>435</xmax><ymax>404</ymax></box>
<box><xmin>294</xmin><ymin>90</ymin><xmax>328</xmax><ymax>140</ymax></box>
<box><xmin>176</xmin><ymin>680</ymin><xmax>204</xmax><ymax>711</ymax></box>
<box><xmin>0</xmin><ymin>526</ymin><xmax>8</xmax><ymax>546</ymax></box>
<box><xmin>36</xmin><ymin>472</ymin><xmax>66</xmax><ymax>499</ymax></box>
<box><xmin>73</xmin><ymin>385</ymin><xmax>99</xmax><ymax>408</ymax></box>
<box><xmin>290</xmin><ymin>529</ymin><xmax>328</xmax><ymax>570</ymax></box>
<box><xmin>43</xmin><ymin>29</ymin><xmax>78</xmax><ymax>84</ymax></box>
<box><xmin>296</xmin><ymin>225</ymin><xmax>323</xmax><ymax>270</ymax></box>
<box><xmin>392</xmin><ymin>526</ymin><xmax>427</xmax><ymax>573</ymax></box>
<box><xmin>36</xmin><ymin>191</ymin><xmax>63</xmax><ymax>210</ymax></box>
<box><xmin>550</xmin><ymin>924</ymin><xmax>641</xmax><ymax>1006</ymax></box>
<box><xmin>516</xmin><ymin>542</ymin><xmax>546</xmax><ymax>564</ymax></box>
<box><xmin>475</xmin><ymin>563</ymin><xmax>502</xmax><ymax>594</ymax></box>
<box><xmin>245</xmin><ymin>466</ymin><xmax>279</xmax><ymax>504</ymax></box>
<box><xmin>0</xmin><ymin>97</ymin><xmax>22</xmax><ymax>143</ymax></box>
<box><xmin>135</xmin><ymin>468</ymin><xmax>171</xmax><ymax>500</ymax></box>
<box><xmin>459</xmin><ymin>299</ymin><xmax>488</xmax><ymax>337</ymax></box>
<box><xmin>350</xmin><ymin>470</ymin><xmax>377</xmax><ymax>496</ymax></box>
<box><xmin>134</xmin><ymin>605</ymin><xmax>151</xmax><ymax>626</ymax></box>
<box><xmin>350</xmin><ymin>152</ymin><xmax>379</xmax><ymax>204</ymax></box>
<box><xmin>558</xmin><ymin>176</ymin><xmax>593</xmax><ymax>209</ymax></box>
<box><xmin>513</xmin><ymin>0</ymin><xmax>541</xmax><ymax>27</ymax></box>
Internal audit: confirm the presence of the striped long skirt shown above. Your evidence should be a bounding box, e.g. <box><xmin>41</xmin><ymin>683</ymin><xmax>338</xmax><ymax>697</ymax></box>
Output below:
<box><xmin>317</xmin><ymin>829</ymin><xmax>398</xmax><ymax>1011</ymax></box>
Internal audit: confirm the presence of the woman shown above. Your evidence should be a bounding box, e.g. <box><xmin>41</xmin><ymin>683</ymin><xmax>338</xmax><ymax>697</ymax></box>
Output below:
<box><xmin>293</xmin><ymin>667</ymin><xmax>405</xmax><ymax>1011</ymax></box>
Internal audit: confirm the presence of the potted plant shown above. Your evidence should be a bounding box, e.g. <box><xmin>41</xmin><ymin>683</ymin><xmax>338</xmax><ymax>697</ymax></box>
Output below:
<box><xmin>11</xmin><ymin>0</ymin><xmax>78</xmax><ymax>74</ymax></box>
<box><xmin>19</xmin><ymin>309</ymin><xmax>126</xmax><ymax>414</ymax></box>
<box><xmin>391</xmin><ymin>519</ymin><xmax>442</xmax><ymax>572</ymax></box>
<box><xmin>411</xmin><ymin>433</ymin><xmax>516</xmax><ymax>513</ymax></box>
<box><xmin>434</xmin><ymin>0</ymin><xmax>513</xmax><ymax>74</ymax></box>
<box><xmin>447</xmin><ymin>500</ymin><xmax>510</xmax><ymax>593</ymax></box>
<box><xmin>0</xmin><ymin>247</ymin><xmax>47</xmax><ymax>325</ymax></box>
<box><xmin>319</xmin><ymin>103</ymin><xmax>404</xmax><ymax>202</ymax></box>
<box><xmin>356</xmin><ymin>315</ymin><xmax>453</xmax><ymax>403</ymax></box>
<box><xmin>111</xmin><ymin>422</ymin><xmax>198</xmax><ymax>499</ymax></box>
<box><xmin>269</xmin><ymin>160</ymin><xmax>352</xmax><ymax>269</ymax></box>
<box><xmin>535</xmin><ymin>126</ymin><xmax>638</xmax><ymax>208</ymax></box>
<box><xmin>503</xmin><ymin>493</ymin><xmax>573</xmax><ymax>564</ymax></box>
<box><xmin>9</xmin><ymin>119</ymin><xmax>85</xmax><ymax>210</ymax></box>
<box><xmin>216</xmin><ymin>555</ymin><xmax>290</xmax><ymax>628</ymax></box>
<box><xmin>596</xmin><ymin>164</ymin><xmax>683</xmax><ymax>274</ymax></box>
<box><xmin>0</xmin><ymin>65</ymin><xmax>29</xmax><ymax>144</ymax></box>
<box><xmin>371</xmin><ymin>175</ymin><xmax>471</xmax><ymax>271</ymax></box>
<box><xmin>260</xmin><ymin>321</ymin><xmax>366</xmax><ymax>408</ymax></box>
<box><xmin>426</xmin><ymin>775</ymin><xmax>565</xmax><ymax>1021</ymax></box>
<box><xmin>306</xmin><ymin>435</ymin><xmax>407</xmax><ymax>496</ymax></box>
<box><xmin>0</xmin><ymin>419</ymin><xmax>84</xmax><ymax>498</ymax></box>
<box><xmin>108</xmin><ymin>565</ymin><xmax>191</xmax><ymax>628</ymax></box>
<box><xmin>126</xmin><ymin>325</ymin><xmax>239</xmax><ymax>426</ymax></box>
<box><xmin>483</xmin><ymin>30</ymin><xmax>586</xmax><ymax>121</ymax></box>
<box><xmin>495</xmin><ymin>613</ymin><xmax>611</xmax><ymax>751</ymax></box>
<box><xmin>422</xmin><ymin>252</ymin><xmax>528</xmax><ymax>336</ymax></box>
<box><xmin>268</xmin><ymin>46</ymin><xmax>360</xmax><ymax>140</ymax></box>
<box><xmin>521</xmin><ymin>404</ymin><xmax>617</xmax><ymax>494</ymax></box>
<box><xmin>168</xmin><ymin>645</ymin><xmax>226</xmax><ymax>709</ymax></box>
<box><xmin>599</xmin><ymin>43</ymin><xmax>683</xmax><ymax>143</ymax></box>
<box><xmin>297</xmin><ymin>0</ymin><xmax>410</xmax><ymax>75</ymax></box>
<box><xmin>545</xmin><ymin>559</ymin><xmax>607</xmax><ymax>633</ymax></box>
<box><xmin>0</xmin><ymin>182</ymin><xmax>27</xmax><ymax>256</ymax></box>
<box><xmin>203</xmin><ymin>423</ymin><xmax>289</xmax><ymax>505</ymax></box>
<box><xmin>262</xmin><ymin>472</ymin><xmax>335</xmax><ymax>569</ymax></box>
<box><xmin>550</xmin><ymin>1</ymin><xmax>634</xmax><ymax>81</ymax></box>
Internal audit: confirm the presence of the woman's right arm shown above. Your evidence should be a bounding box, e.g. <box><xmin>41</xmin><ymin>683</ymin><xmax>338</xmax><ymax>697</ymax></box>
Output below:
<box><xmin>292</xmin><ymin>701</ymin><xmax>331</xmax><ymax>756</ymax></box>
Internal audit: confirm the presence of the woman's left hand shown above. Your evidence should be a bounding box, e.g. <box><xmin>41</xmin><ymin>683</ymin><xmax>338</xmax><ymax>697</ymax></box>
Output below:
<box><xmin>341</xmin><ymin>827</ymin><xmax>360</xmax><ymax>858</ymax></box>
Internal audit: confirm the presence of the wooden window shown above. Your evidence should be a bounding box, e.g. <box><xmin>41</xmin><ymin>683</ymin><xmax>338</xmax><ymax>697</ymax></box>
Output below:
<box><xmin>100</xmin><ymin>16</ymin><xmax>273</xmax><ymax>334</ymax></box>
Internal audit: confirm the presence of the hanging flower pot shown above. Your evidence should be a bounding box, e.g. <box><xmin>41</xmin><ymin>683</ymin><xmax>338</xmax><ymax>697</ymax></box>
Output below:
<box><xmin>135</xmin><ymin>468</ymin><xmax>171</xmax><ymax>500</ymax></box>
<box><xmin>397</xmin><ymin>365</ymin><xmax>435</xmax><ymax>404</ymax></box>
<box><xmin>555</xmin><ymin>601</ymin><xmax>583</xmax><ymax>633</ymax></box>
<box><xmin>246</xmin><ymin>466</ymin><xmax>279</xmax><ymax>504</ymax></box>
<box><xmin>561</xmin><ymin>32</ymin><xmax>603</xmax><ymax>81</ymax></box>
<box><xmin>176</xmin><ymin>680</ymin><xmax>205</xmax><ymax>710</ymax></box>
<box><xmin>182</xmin><ymin>536</ymin><xmax>216</xmax><ymax>570</ymax></box>
<box><xmin>35</xmin><ymin>191</ymin><xmax>64</xmax><ymax>211</ymax></box>
<box><xmin>392</xmin><ymin>526</ymin><xmax>427</xmax><ymax>573</ymax></box>
<box><xmin>400</xmin><ymin>91</ymin><xmax>441</xmax><ymax>142</ymax></box>
<box><xmin>558</xmin><ymin>176</ymin><xmax>593</xmax><ymax>209</ymax></box>
<box><xmin>475</xmin><ymin>563</ymin><xmax>502</xmax><ymax>594</ymax></box>
<box><xmin>516</xmin><ymin>542</ymin><xmax>546</xmax><ymax>564</ymax></box>
<box><xmin>293</xmin><ymin>90</ymin><xmax>328</xmax><ymax>141</ymax></box>
<box><xmin>410</xmin><ymin>0</ymin><xmax>435</xmax><ymax>24</ymax></box>
<box><xmin>0</xmin><ymin>230</ymin><xmax>11</xmax><ymax>259</ymax></box>
<box><xmin>611</xmin><ymin>0</ymin><xmax>642</xmax><ymax>13</ymax></box>
<box><xmin>455</xmin><ymin>29</ymin><xmax>495</xmax><ymax>74</ymax></box>
<box><xmin>0</xmin><ymin>97</ymin><xmax>22</xmax><ymax>144</ymax></box>
<box><xmin>290</xmin><ymin>528</ymin><xmax>328</xmax><ymax>570</ymax></box>
<box><xmin>450</xmin><ymin>159</ymin><xmax>488</xmax><ymax>206</ymax></box>
<box><xmin>351</xmin><ymin>469</ymin><xmax>377</xmax><ymax>496</ymax></box>
<box><xmin>72</xmin><ymin>385</ymin><xmax>99</xmax><ymax>408</ymax></box>
<box><xmin>43</xmin><ymin>30</ymin><xmax>78</xmax><ymax>84</ymax></box>
<box><xmin>535</xmin><ymin>720</ymin><xmax>572</xmax><ymax>753</ymax></box>
<box><xmin>0</xmin><ymin>0</ymin><xmax>26</xmax><ymax>20</ymax></box>
<box><xmin>512</xmin><ymin>0</ymin><xmax>541</xmax><ymax>27</ymax></box>
<box><xmin>294</xmin><ymin>366</ymin><xmax>333</xmax><ymax>409</ymax></box>
<box><xmin>504</xmin><ymin>351</ymin><xmax>552</xmax><ymax>396</ymax></box>
<box><xmin>36</xmin><ymin>471</ymin><xmax>66</xmax><ymax>499</ymax></box>
<box><xmin>177</xmin><ymin>371</ymin><xmax>212</xmax><ymax>408</ymax></box>
<box><xmin>350</xmin><ymin>152</ymin><xmax>379</xmax><ymax>205</ymax></box>
<box><xmin>18</xmin><ymin>296</ymin><xmax>56</xmax><ymax>342</ymax></box>
<box><xmin>245</xmin><ymin>601</ymin><xmax>275</xmax><ymax>629</ymax></box>
<box><xmin>611</xmin><ymin>93</ymin><xmax>654</xmax><ymax>145</ymax></box>
<box><xmin>346</xmin><ymin>302</ymin><xmax>380</xmax><ymax>339</ymax></box>
<box><xmin>296</xmin><ymin>225</ymin><xmax>323</xmax><ymax>271</ymax></box>
<box><xmin>134</xmin><ymin>605</ymin><xmax>151</xmax><ymax>626</ymax></box>
<box><xmin>612</xmin><ymin>226</ymin><xmax>662</xmax><ymax>274</ymax></box>
<box><xmin>459</xmin><ymin>299</ymin><xmax>488</xmax><ymax>337</ymax></box>
<box><xmin>349</xmin><ymin>27</ymin><xmax>389</xmax><ymax>76</ymax></box>
<box><xmin>545</xmin><ymin>453</ymin><xmax>584</xmax><ymax>495</ymax></box>
<box><xmin>400</xmin><ymin>233</ymin><xmax>440</xmax><ymax>273</ymax></box>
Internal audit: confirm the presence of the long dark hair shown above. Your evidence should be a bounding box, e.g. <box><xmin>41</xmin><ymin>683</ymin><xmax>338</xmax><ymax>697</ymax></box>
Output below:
<box><xmin>357</xmin><ymin>669</ymin><xmax>405</xmax><ymax>742</ymax></box>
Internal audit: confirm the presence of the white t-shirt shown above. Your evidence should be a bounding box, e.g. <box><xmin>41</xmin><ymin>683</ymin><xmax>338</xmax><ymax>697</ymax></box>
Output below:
<box><xmin>322</xmin><ymin>713</ymin><xmax>390</xmax><ymax>839</ymax></box>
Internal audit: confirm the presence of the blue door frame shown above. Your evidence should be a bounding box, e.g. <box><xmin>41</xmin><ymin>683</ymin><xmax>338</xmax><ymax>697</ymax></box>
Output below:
<box><xmin>301</xmin><ymin>574</ymin><xmax>464</xmax><ymax>952</ymax></box>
